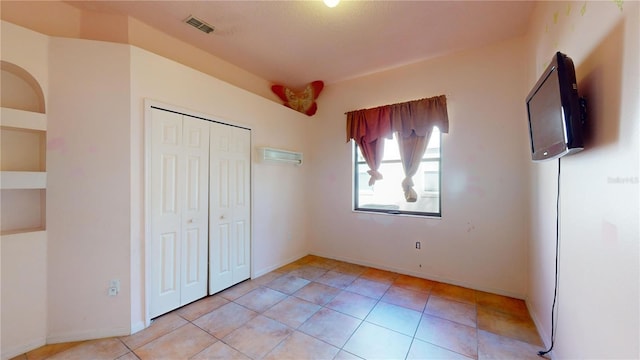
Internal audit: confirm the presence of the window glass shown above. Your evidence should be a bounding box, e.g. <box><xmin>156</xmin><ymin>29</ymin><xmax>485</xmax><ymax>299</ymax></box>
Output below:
<box><xmin>354</xmin><ymin>128</ymin><xmax>441</xmax><ymax>216</ymax></box>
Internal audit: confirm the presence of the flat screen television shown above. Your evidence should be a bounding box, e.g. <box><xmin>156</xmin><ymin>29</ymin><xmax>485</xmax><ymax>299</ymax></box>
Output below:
<box><xmin>526</xmin><ymin>52</ymin><xmax>585</xmax><ymax>161</ymax></box>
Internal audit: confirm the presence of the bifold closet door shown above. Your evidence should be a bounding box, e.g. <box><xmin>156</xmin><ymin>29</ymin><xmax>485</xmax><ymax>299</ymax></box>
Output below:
<box><xmin>149</xmin><ymin>109</ymin><xmax>210</xmax><ymax>319</ymax></box>
<box><xmin>209</xmin><ymin>122</ymin><xmax>251</xmax><ymax>295</ymax></box>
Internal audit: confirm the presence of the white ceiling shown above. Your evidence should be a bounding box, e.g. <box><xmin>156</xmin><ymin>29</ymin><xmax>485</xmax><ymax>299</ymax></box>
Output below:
<box><xmin>67</xmin><ymin>1</ymin><xmax>535</xmax><ymax>88</ymax></box>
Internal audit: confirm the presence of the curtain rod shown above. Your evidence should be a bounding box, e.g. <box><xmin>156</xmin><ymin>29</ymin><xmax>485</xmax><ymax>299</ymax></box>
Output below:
<box><xmin>344</xmin><ymin>94</ymin><xmax>446</xmax><ymax>115</ymax></box>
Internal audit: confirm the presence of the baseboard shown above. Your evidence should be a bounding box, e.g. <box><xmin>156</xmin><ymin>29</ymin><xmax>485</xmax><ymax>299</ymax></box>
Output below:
<box><xmin>46</xmin><ymin>326</ymin><xmax>130</xmax><ymax>345</ymax></box>
<box><xmin>309</xmin><ymin>251</ymin><xmax>526</xmax><ymax>299</ymax></box>
<box><xmin>1</xmin><ymin>336</ymin><xmax>46</xmax><ymax>360</ymax></box>
<box><xmin>252</xmin><ymin>252</ymin><xmax>308</xmax><ymax>279</ymax></box>
<box><xmin>526</xmin><ymin>299</ymin><xmax>552</xmax><ymax>353</ymax></box>
<box><xmin>130</xmin><ymin>320</ymin><xmax>146</xmax><ymax>335</ymax></box>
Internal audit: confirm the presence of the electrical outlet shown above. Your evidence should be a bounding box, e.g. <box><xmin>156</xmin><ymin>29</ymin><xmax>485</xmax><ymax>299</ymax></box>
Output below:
<box><xmin>415</xmin><ymin>241</ymin><xmax>421</xmax><ymax>249</ymax></box>
<box><xmin>108</xmin><ymin>279</ymin><xmax>120</xmax><ymax>296</ymax></box>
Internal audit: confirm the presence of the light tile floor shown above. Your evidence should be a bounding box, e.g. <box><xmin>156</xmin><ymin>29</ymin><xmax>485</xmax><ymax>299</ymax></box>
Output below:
<box><xmin>12</xmin><ymin>255</ymin><xmax>546</xmax><ymax>360</ymax></box>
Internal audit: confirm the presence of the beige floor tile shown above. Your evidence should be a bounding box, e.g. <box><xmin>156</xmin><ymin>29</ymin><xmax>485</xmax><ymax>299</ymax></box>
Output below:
<box><xmin>289</xmin><ymin>265</ymin><xmax>329</xmax><ymax>281</ymax></box>
<box><xmin>234</xmin><ymin>286</ymin><xmax>287</xmax><ymax>312</ymax></box>
<box><xmin>407</xmin><ymin>339</ymin><xmax>473</xmax><ymax>359</ymax></box>
<box><xmin>334</xmin><ymin>350</ymin><xmax>364</xmax><ymax>359</ymax></box>
<box><xmin>431</xmin><ymin>283</ymin><xmax>477</xmax><ymax>304</ymax></box>
<box><xmin>223</xmin><ymin>315</ymin><xmax>293</xmax><ymax>360</ymax></box>
<box><xmin>218</xmin><ymin>279</ymin><xmax>260</xmax><ymax>301</ymax></box>
<box><xmin>294</xmin><ymin>282</ymin><xmax>342</xmax><ymax>305</ymax></box>
<box><xmin>345</xmin><ymin>278</ymin><xmax>391</xmax><ymax>299</ymax></box>
<box><xmin>23</xmin><ymin>341</ymin><xmax>86</xmax><ymax>360</ymax></box>
<box><xmin>264</xmin><ymin>331</ymin><xmax>340</xmax><ymax>360</ymax></box>
<box><xmin>475</xmin><ymin>291</ymin><xmax>529</xmax><ymax>318</ymax></box>
<box><xmin>359</xmin><ymin>267</ymin><xmax>399</xmax><ymax>285</ymax></box>
<box><xmin>265</xmin><ymin>274</ymin><xmax>310</xmax><ymax>294</ymax></box>
<box><xmin>116</xmin><ymin>352</ymin><xmax>140</xmax><ymax>360</ymax></box>
<box><xmin>297</xmin><ymin>254</ymin><xmax>321</xmax><ymax>264</ymax></box>
<box><xmin>15</xmin><ymin>256</ymin><xmax>544</xmax><ymax>360</ymax></box>
<box><xmin>393</xmin><ymin>274</ymin><xmax>437</xmax><ymax>293</ymax></box>
<box><xmin>333</xmin><ymin>262</ymin><xmax>368</xmax><ymax>276</ymax></box>
<box><xmin>175</xmin><ymin>295</ymin><xmax>229</xmax><ymax>321</ymax></box>
<box><xmin>380</xmin><ymin>285</ymin><xmax>429</xmax><ymax>312</ymax></box>
<box><xmin>343</xmin><ymin>322</ymin><xmax>413</xmax><ymax>360</ymax></box>
<box><xmin>326</xmin><ymin>290</ymin><xmax>378</xmax><ymax>319</ymax></box>
<box><xmin>249</xmin><ymin>271</ymin><xmax>283</xmax><ymax>286</ymax></box>
<box><xmin>365</xmin><ymin>301</ymin><xmax>422</xmax><ymax>336</ymax></box>
<box><xmin>277</xmin><ymin>262</ymin><xmax>303</xmax><ymax>273</ymax></box>
<box><xmin>305</xmin><ymin>256</ymin><xmax>342</xmax><ymax>270</ymax></box>
<box><xmin>315</xmin><ymin>270</ymin><xmax>358</xmax><ymax>289</ymax></box>
<box><xmin>120</xmin><ymin>312</ymin><xmax>188</xmax><ymax>350</ymax></box>
<box><xmin>424</xmin><ymin>296</ymin><xmax>477</xmax><ymax>327</ymax></box>
<box><xmin>263</xmin><ymin>296</ymin><xmax>321</xmax><ymax>328</ymax></box>
<box><xmin>47</xmin><ymin>338</ymin><xmax>129</xmax><ymax>360</ymax></box>
<box><xmin>415</xmin><ymin>314</ymin><xmax>478</xmax><ymax>359</ymax></box>
<box><xmin>193</xmin><ymin>302</ymin><xmax>258</xmax><ymax>339</ymax></box>
<box><xmin>478</xmin><ymin>329</ymin><xmax>544</xmax><ymax>359</ymax></box>
<box><xmin>477</xmin><ymin>307</ymin><xmax>543</xmax><ymax>346</ymax></box>
<box><xmin>191</xmin><ymin>341</ymin><xmax>251</xmax><ymax>360</ymax></box>
<box><xmin>298</xmin><ymin>308</ymin><xmax>362</xmax><ymax>348</ymax></box>
<box><xmin>134</xmin><ymin>323</ymin><xmax>215</xmax><ymax>360</ymax></box>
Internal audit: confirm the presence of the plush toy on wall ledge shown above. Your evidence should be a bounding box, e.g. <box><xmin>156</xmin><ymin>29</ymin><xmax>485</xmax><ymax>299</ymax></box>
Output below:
<box><xmin>271</xmin><ymin>80</ymin><xmax>324</xmax><ymax>116</ymax></box>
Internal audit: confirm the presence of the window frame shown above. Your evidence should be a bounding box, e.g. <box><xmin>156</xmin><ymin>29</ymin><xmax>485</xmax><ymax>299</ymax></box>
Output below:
<box><xmin>352</xmin><ymin>132</ymin><xmax>442</xmax><ymax>218</ymax></box>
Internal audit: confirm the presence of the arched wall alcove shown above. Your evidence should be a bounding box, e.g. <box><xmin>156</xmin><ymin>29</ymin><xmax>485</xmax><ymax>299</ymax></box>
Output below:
<box><xmin>1</xmin><ymin>60</ymin><xmax>46</xmax><ymax>113</ymax></box>
<box><xmin>1</xmin><ymin>52</ymin><xmax>49</xmax><ymax>360</ymax></box>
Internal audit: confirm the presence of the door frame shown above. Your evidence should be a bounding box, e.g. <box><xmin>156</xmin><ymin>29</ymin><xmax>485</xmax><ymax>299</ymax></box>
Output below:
<box><xmin>143</xmin><ymin>99</ymin><xmax>253</xmax><ymax>328</ymax></box>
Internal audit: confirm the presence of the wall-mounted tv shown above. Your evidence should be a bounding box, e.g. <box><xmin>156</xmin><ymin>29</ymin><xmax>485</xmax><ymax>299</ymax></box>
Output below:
<box><xmin>526</xmin><ymin>52</ymin><xmax>585</xmax><ymax>162</ymax></box>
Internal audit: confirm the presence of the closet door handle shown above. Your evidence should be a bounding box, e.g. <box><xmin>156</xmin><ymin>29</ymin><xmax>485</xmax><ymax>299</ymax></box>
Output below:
<box><xmin>220</xmin><ymin>215</ymin><xmax>225</xmax><ymax>220</ymax></box>
<box><xmin>188</xmin><ymin>218</ymin><xmax>197</xmax><ymax>224</ymax></box>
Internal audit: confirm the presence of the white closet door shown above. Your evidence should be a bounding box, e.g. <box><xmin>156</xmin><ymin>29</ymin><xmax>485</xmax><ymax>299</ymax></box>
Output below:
<box><xmin>209</xmin><ymin>123</ymin><xmax>251</xmax><ymax>294</ymax></box>
<box><xmin>179</xmin><ymin>116</ymin><xmax>210</xmax><ymax>305</ymax></box>
<box><xmin>149</xmin><ymin>109</ymin><xmax>209</xmax><ymax>318</ymax></box>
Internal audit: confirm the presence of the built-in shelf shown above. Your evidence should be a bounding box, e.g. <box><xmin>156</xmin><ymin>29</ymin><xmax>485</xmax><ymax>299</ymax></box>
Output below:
<box><xmin>1</xmin><ymin>106</ymin><xmax>47</xmax><ymax>234</ymax></box>
<box><xmin>1</xmin><ymin>59</ymin><xmax>49</xmax><ymax>359</ymax></box>
<box><xmin>1</xmin><ymin>107</ymin><xmax>46</xmax><ymax>131</ymax></box>
<box><xmin>1</xmin><ymin>227</ymin><xmax>46</xmax><ymax>237</ymax></box>
<box><xmin>257</xmin><ymin>147</ymin><xmax>303</xmax><ymax>166</ymax></box>
<box><xmin>1</xmin><ymin>171</ymin><xmax>47</xmax><ymax>189</ymax></box>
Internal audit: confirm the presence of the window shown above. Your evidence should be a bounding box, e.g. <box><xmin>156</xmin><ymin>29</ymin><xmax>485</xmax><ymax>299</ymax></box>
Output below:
<box><xmin>354</xmin><ymin>127</ymin><xmax>441</xmax><ymax>216</ymax></box>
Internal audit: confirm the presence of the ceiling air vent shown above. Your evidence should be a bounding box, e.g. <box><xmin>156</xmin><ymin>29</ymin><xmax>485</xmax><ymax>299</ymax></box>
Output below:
<box><xmin>184</xmin><ymin>15</ymin><xmax>215</xmax><ymax>34</ymax></box>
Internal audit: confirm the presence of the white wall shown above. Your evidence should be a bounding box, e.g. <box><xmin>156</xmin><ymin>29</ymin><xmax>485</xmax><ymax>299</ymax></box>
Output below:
<box><xmin>308</xmin><ymin>37</ymin><xmax>532</xmax><ymax>298</ymax></box>
<box><xmin>129</xmin><ymin>47</ymin><xmax>311</xmax><ymax>329</ymax></box>
<box><xmin>526</xmin><ymin>1</ymin><xmax>639</xmax><ymax>358</ymax></box>
<box><xmin>47</xmin><ymin>38</ymin><xmax>132</xmax><ymax>342</ymax></box>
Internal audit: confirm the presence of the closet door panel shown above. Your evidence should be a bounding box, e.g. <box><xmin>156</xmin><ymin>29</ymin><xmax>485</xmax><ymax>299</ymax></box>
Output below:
<box><xmin>232</xmin><ymin>128</ymin><xmax>251</xmax><ymax>282</ymax></box>
<box><xmin>209</xmin><ymin>124</ymin><xmax>234</xmax><ymax>294</ymax></box>
<box><xmin>180</xmin><ymin>116</ymin><xmax>210</xmax><ymax>305</ymax></box>
<box><xmin>209</xmin><ymin>123</ymin><xmax>250</xmax><ymax>294</ymax></box>
<box><xmin>149</xmin><ymin>109</ymin><xmax>183</xmax><ymax>318</ymax></box>
<box><xmin>159</xmin><ymin>232</ymin><xmax>179</xmax><ymax>294</ymax></box>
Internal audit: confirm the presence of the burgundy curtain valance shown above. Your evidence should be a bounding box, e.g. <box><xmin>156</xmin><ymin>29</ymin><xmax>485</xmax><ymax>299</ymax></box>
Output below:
<box><xmin>346</xmin><ymin>95</ymin><xmax>449</xmax><ymax>201</ymax></box>
<box><xmin>390</xmin><ymin>95</ymin><xmax>449</xmax><ymax>137</ymax></box>
<box><xmin>346</xmin><ymin>95</ymin><xmax>449</xmax><ymax>143</ymax></box>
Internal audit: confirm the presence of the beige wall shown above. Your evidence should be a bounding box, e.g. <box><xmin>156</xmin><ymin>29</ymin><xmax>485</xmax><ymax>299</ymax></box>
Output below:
<box><xmin>1</xmin><ymin>21</ymin><xmax>50</xmax><ymax>359</ymax></box>
<box><xmin>1</xmin><ymin>20</ymin><xmax>312</xmax><ymax>356</ymax></box>
<box><xmin>526</xmin><ymin>1</ymin><xmax>639</xmax><ymax>358</ymax></box>
<box><xmin>307</xmin><ymin>36</ymin><xmax>532</xmax><ymax>298</ymax></box>
<box><xmin>46</xmin><ymin>37</ymin><xmax>132</xmax><ymax>343</ymax></box>
<box><xmin>129</xmin><ymin>46</ymin><xmax>312</xmax><ymax>330</ymax></box>
<box><xmin>0</xmin><ymin>1</ymin><xmax>275</xmax><ymax>101</ymax></box>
